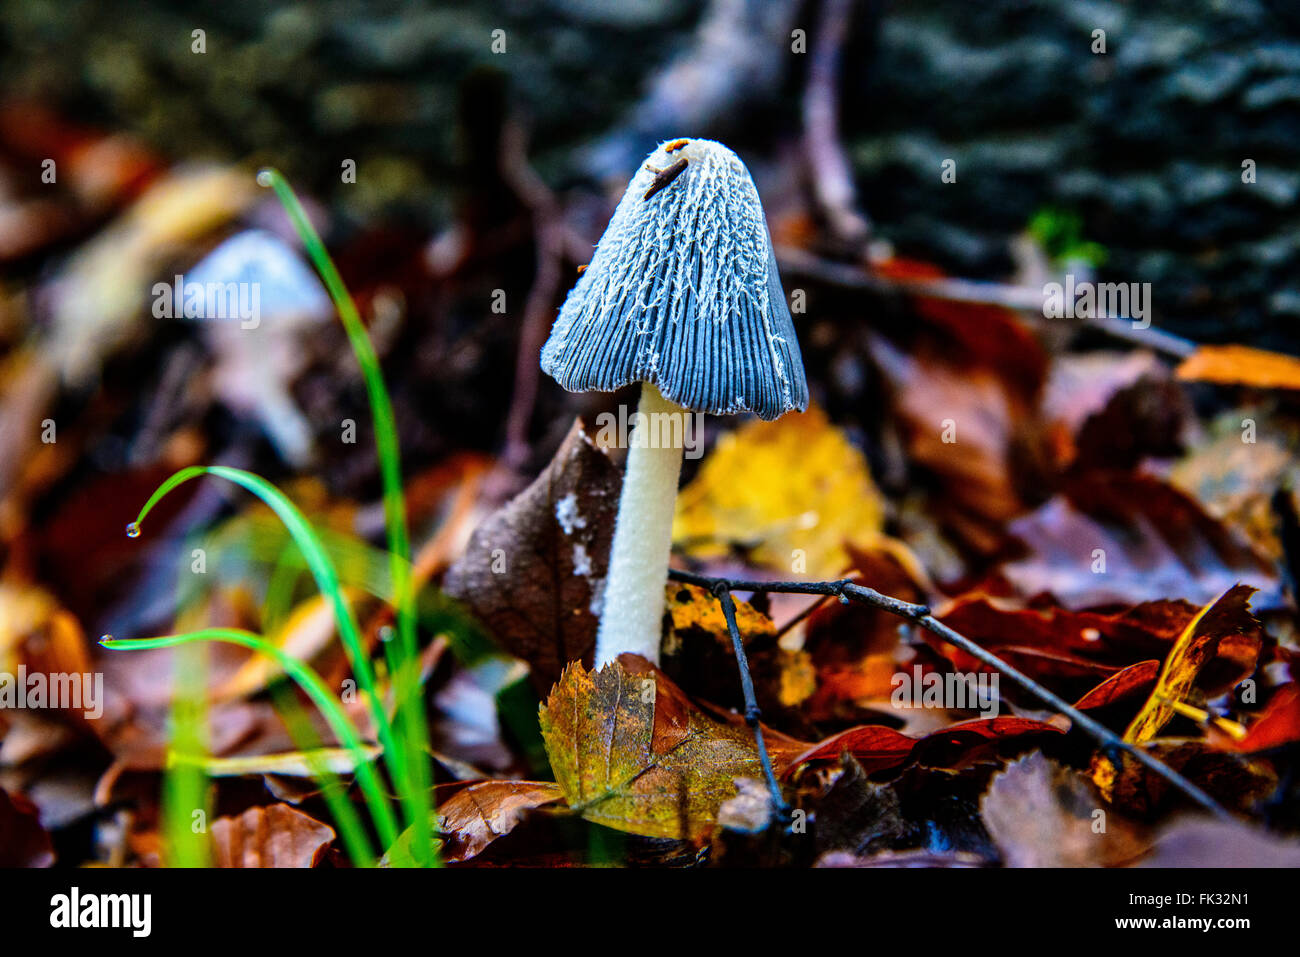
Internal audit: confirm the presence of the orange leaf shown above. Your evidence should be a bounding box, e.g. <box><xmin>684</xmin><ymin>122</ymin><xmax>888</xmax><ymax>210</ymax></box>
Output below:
<box><xmin>1176</xmin><ymin>344</ymin><xmax>1300</xmax><ymax>390</ymax></box>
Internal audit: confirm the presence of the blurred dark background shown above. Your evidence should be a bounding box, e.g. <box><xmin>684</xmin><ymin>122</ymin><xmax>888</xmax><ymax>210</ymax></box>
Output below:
<box><xmin>3</xmin><ymin>0</ymin><xmax>1298</xmax><ymax>348</ymax></box>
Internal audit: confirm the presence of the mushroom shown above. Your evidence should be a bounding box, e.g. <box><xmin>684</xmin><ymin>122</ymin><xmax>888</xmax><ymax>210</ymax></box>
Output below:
<box><xmin>541</xmin><ymin>138</ymin><xmax>808</xmax><ymax>667</ymax></box>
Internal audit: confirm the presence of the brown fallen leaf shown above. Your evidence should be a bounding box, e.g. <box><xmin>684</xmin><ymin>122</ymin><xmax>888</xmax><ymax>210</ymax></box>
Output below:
<box><xmin>443</xmin><ymin>419</ymin><xmax>621</xmax><ymax>692</ymax></box>
<box><xmin>538</xmin><ymin>654</ymin><xmax>802</xmax><ymax>842</ymax></box>
<box><xmin>436</xmin><ymin>780</ymin><xmax>565</xmax><ymax>863</ymax></box>
<box><xmin>1038</xmin><ymin>351</ymin><xmax>1188</xmax><ymax>475</ymax></box>
<box><xmin>869</xmin><ymin>334</ymin><xmax>1027</xmax><ymax>545</ymax></box>
<box><xmin>1003</xmin><ymin>473</ymin><xmax>1278</xmax><ymax>609</ymax></box>
<box><xmin>806</xmin><ymin>752</ymin><xmax>1000</xmax><ymax>864</ymax></box>
<box><xmin>934</xmin><ymin>592</ymin><xmax>1258</xmax><ymax>702</ymax></box>
<box><xmin>980</xmin><ymin>753</ymin><xmax>1149</xmax><ymax>867</ymax></box>
<box><xmin>873</xmin><ymin>256</ymin><xmax>1048</xmax><ymax>401</ymax></box>
<box><xmin>1136</xmin><ymin>815</ymin><xmax>1300</xmax><ymax>867</ymax></box>
<box><xmin>935</xmin><ymin>593</ymin><xmax>1177</xmax><ymax>663</ymax></box>
<box><xmin>0</xmin><ymin>787</ymin><xmax>54</xmax><ymax>867</ymax></box>
<box><xmin>210</xmin><ymin>803</ymin><xmax>335</xmax><ymax>868</ymax></box>
<box><xmin>806</xmin><ymin>543</ymin><xmax>930</xmax><ymax>670</ymax></box>
<box><xmin>1099</xmin><ymin>739</ymin><xmax>1277</xmax><ymax>818</ymax></box>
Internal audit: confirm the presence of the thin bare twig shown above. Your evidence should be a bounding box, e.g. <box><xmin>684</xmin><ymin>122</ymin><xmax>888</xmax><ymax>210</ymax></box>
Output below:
<box><xmin>669</xmin><ymin>567</ymin><xmax>1234</xmax><ymax>821</ymax></box>
<box><xmin>774</xmin><ymin>245</ymin><xmax>1198</xmax><ymax>359</ymax></box>
<box><xmin>500</xmin><ymin>120</ymin><xmax>568</xmax><ymax>469</ymax></box>
<box><xmin>802</xmin><ymin>0</ymin><xmax>871</xmax><ymax>249</ymax></box>
<box><xmin>713</xmin><ymin>581</ymin><xmax>791</xmax><ymax>818</ymax></box>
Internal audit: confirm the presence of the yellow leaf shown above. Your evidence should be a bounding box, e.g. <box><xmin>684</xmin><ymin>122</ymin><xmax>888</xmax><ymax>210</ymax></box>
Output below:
<box><xmin>664</xmin><ymin>582</ymin><xmax>774</xmax><ymax>646</ymax></box>
<box><xmin>1093</xmin><ymin>584</ymin><xmax>1260</xmax><ymax>799</ymax></box>
<box><xmin>538</xmin><ymin>655</ymin><xmax>801</xmax><ymax>841</ymax></box>
<box><xmin>1123</xmin><ymin>584</ymin><xmax>1259</xmax><ymax>746</ymax></box>
<box><xmin>673</xmin><ymin>404</ymin><xmax>884</xmax><ymax>577</ymax></box>
<box><xmin>174</xmin><ymin>746</ymin><xmax>382</xmax><ymax>777</ymax></box>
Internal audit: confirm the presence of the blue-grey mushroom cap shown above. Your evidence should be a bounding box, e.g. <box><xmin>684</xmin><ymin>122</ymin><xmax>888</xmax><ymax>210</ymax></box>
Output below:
<box><xmin>185</xmin><ymin>229</ymin><xmax>330</xmax><ymax>322</ymax></box>
<box><xmin>540</xmin><ymin>139</ymin><xmax>808</xmax><ymax>420</ymax></box>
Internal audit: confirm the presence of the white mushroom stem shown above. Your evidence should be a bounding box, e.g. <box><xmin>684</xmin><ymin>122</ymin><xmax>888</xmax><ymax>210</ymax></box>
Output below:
<box><xmin>594</xmin><ymin>381</ymin><xmax>685</xmax><ymax>667</ymax></box>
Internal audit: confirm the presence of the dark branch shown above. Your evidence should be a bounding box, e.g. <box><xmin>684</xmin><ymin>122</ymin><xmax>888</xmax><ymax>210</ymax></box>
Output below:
<box><xmin>669</xmin><ymin>567</ymin><xmax>1233</xmax><ymax>821</ymax></box>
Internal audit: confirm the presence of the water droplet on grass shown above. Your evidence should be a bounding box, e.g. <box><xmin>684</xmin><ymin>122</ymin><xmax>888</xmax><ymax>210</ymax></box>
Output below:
<box><xmin>125</xmin><ymin>522</ymin><xmax>141</xmax><ymax>538</ymax></box>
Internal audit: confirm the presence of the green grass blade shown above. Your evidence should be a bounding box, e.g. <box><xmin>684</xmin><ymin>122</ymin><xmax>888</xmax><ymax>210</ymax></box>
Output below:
<box><xmin>102</xmin><ymin>628</ymin><xmax>398</xmax><ymax>855</ymax></box>
<box><xmin>257</xmin><ymin>167</ymin><xmax>432</xmax><ymax>864</ymax></box>
<box><xmin>161</xmin><ymin>641</ymin><xmax>210</xmax><ymax>867</ymax></box>
<box><xmin>267</xmin><ymin>681</ymin><xmax>379</xmax><ymax>868</ymax></box>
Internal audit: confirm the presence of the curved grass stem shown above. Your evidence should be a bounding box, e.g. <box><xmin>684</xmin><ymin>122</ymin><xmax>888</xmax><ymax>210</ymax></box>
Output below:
<box><xmin>129</xmin><ymin>466</ymin><xmax>406</xmax><ymax>815</ymax></box>
<box><xmin>102</xmin><ymin>629</ymin><xmax>397</xmax><ymax>858</ymax></box>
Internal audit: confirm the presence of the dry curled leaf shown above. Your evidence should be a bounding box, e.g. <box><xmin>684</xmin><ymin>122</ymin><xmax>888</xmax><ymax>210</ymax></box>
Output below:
<box><xmin>209</xmin><ymin>803</ymin><xmax>335</xmax><ymax>868</ymax></box>
<box><xmin>435</xmin><ymin>780</ymin><xmax>565</xmax><ymax>863</ymax></box>
<box><xmin>981</xmin><ymin>753</ymin><xmax>1149</xmax><ymax>867</ymax></box>
<box><xmin>443</xmin><ymin>419</ymin><xmax>621</xmax><ymax>691</ymax></box>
